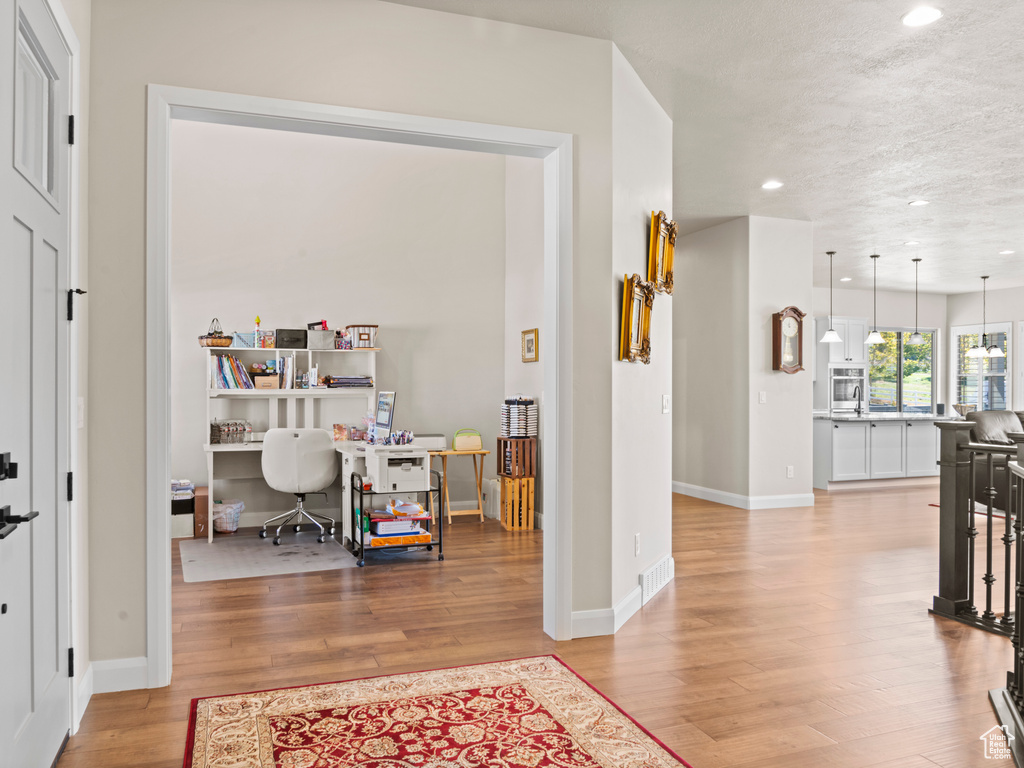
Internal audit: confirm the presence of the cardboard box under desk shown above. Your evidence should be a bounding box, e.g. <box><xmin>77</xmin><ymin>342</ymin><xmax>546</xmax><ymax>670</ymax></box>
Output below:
<box><xmin>193</xmin><ymin>487</ymin><xmax>210</xmax><ymax>538</ymax></box>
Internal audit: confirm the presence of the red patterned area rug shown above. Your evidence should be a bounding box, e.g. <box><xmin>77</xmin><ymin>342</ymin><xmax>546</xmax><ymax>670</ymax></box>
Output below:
<box><xmin>184</xmin><ymin>655</ymin><xmax>692</xmax><ymax>767</ymax></box>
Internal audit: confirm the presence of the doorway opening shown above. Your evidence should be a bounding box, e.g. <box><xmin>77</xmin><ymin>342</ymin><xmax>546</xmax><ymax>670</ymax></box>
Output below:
<box><xmin>146</xmin><ymin>86</ymin><xmax>574</xmax><ymax>686</ymax></box>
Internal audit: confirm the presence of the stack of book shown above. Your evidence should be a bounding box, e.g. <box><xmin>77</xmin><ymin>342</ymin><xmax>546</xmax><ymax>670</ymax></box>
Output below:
<box><xmin>365</xmin><ymin>503</ymin><xmax>431</xmax><ymax>547</ymax></box>
<box><xmin>210</xmin><ymin>354</ymin><xmax>254</xmax><ymax>389</ymax></box>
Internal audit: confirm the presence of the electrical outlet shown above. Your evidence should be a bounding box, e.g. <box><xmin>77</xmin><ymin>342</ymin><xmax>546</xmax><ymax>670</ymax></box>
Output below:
<box><xmin>786</xmin><ymin>465</ymin><xmax>794</xmax><ymax>478</ymax></box>
<box><xmin>758</xmin><ymin>391</ymin><xmax>767</xmax><ymax>404</ymax></box>
<box><xmin>634</xmin><ymin>533</ymin><xmax>640</xmax><ymax>557</ymax></box>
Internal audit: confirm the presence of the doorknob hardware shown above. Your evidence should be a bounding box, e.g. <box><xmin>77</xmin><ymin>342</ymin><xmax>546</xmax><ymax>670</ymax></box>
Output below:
<box><xmin>0</xmin><ymin>453</ymin><xmax>17</xmax><ymax>481</ymax></box>
<box><xmin>0</xmin><ymin>505</ymin><xmax>38</xmax><ymax>525</ymax></box>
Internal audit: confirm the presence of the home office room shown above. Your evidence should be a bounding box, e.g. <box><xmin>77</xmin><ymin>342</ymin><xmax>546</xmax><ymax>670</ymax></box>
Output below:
<box><xmin>167</xmin><ymin>118</ymin><xmax>545</xmax><ymax>578</ymax></box>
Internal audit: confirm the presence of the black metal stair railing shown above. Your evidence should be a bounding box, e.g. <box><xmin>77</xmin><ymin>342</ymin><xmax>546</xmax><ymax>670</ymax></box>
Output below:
<box><xmin>989</xmin><ymin>454</ymin><xmax>1024</xmax><ymax>767</ymax></box>
<box><xmin>931</xmin><ymin>422</ymin><xmax>1018</xmax><ymax>637</ymax></box>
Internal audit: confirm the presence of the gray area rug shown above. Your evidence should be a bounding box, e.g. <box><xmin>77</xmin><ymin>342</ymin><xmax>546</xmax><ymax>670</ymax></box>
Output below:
<box><xmin>178</xmin><ymin>529</ymin><xmax>358</xmax><ymax>582</ymax></box>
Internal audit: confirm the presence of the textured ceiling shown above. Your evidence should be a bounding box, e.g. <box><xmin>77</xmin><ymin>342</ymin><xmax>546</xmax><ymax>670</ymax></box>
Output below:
<box><xmin>384</xmin><ymin>0</ymin><xmax>1024</xmax><ymax>295</ymax></box>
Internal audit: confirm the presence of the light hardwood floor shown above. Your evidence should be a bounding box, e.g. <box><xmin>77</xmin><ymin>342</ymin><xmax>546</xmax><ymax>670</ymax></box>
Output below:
<box><xmin>59</xmin><ymin>486</ymin><xmax>1010</xmax><ymax>767</ymax></box>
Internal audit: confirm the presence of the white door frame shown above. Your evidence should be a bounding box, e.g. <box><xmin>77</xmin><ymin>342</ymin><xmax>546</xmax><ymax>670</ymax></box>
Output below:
<box><xmin>145</xmin><ymin>85</ymin><xmax>575</xmax><ymax>686</ymax></box>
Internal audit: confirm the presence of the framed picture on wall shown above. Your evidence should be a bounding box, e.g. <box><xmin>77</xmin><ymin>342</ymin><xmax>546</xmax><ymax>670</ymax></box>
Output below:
<box><xmin>522</xmin><ymin>329</ymin><xmax>539</xmax><ymax>363</ymax></box>
<box><xmin>619</xmin><ymin>273</ymin><xmax>654</xmax><ymax>364</ymax></box>
<box><xmin>647</xmin><ymin>210</ymin><xmax>677</xmax><ymax>294</ymax></box>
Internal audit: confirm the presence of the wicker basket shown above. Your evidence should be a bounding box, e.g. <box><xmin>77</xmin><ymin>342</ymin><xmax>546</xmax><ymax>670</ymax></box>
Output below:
<box><xmin>212</xmin><ymin>499</ymin><xmax>243</xmax><ymax>533</ymax></box>
<box><xmin>346</xmin><ymin>324</ymin><xmax>378</xmax><ymax>348</ymax></box>
<box><xmin>199</xmin><ymin>335</ymin><xmax>232</xmax><ymax>347</ymax></box>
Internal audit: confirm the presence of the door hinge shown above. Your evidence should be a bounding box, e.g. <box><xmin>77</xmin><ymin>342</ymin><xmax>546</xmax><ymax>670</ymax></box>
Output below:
<box><xmin>68</xmin><ymin>115</ymin><xmax>75</xmax><ymax>145</ymax></box>
<box><xmin>67</xmin><ymin>288</ymin><xmax>87</xmax><ymax>321</ymax></box>
<box><xmin>68</xmin><ymin>647</ymin><xmax>74</xmax><ymax>678</ymax></box>
<box><xmin>67</xmin><ymin>471</ymin><xmax>73</xmax><ymax>502</ymax></box>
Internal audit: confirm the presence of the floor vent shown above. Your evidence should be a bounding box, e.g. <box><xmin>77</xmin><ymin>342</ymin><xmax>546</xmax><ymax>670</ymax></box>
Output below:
<box><xmin>640</xmin><ymin>555</ymin><xmax>675</xmax><ymax>605</ymax></box>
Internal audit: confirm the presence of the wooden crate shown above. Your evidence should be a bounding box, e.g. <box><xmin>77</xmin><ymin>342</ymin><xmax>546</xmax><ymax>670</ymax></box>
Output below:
<box><xmin>497</xmin><ymin>437</ymin><xmax>537</xmax><ymax>478</ymax></box>
<box><xmin>500</xmin><ymin>476</ymin><xmax>535</xmax><ymax>530</ymax></box>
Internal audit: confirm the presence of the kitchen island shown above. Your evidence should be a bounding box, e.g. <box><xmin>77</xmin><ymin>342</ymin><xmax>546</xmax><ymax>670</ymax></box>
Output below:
<box><xmin>812</xmin><ymin>411</ymin><xmax>959</xmax><ymax>489</ymax></box>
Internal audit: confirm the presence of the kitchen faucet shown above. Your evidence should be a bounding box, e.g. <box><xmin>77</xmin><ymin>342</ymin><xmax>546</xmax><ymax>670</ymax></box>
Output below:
<box><xmin>853</xmin><ymin>385</ymin><xmax>863</xmax><ymax>416</ymax></box>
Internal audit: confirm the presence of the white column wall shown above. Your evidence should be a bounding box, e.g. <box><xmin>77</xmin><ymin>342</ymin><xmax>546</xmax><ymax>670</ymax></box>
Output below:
<box><xmin>747</xmin><ymin>216</ymin><xmax>814</xmax><ymax>503</ymax></box>
<box><xmin>608</xmin><ymin>47</ymin><xmax>673</xmax><ymax>625</ymax></box>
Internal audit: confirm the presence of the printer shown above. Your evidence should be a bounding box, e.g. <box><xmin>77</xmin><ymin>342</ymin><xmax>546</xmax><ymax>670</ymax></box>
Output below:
<box><xmin>363</xmin><ymin>444</ymin><xmax>429</xmax><ymax>493</ymax></box>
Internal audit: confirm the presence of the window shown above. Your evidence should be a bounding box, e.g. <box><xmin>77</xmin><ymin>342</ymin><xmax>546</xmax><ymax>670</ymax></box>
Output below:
<box><xmin>953</xmin><ymin>323</ymin><xmax>1010</xmax><ymax>412</ymax></box>
<box><xmin>867</xmin><ymin>329</ymin><xmax>935</xmax><ymax>413</ymax></box>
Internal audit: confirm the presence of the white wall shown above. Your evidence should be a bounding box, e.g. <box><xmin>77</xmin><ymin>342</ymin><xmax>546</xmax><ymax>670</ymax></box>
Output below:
<box><xmin>748</xmin><ymin>217</ymin><xmax>813</xmax><ymax>500</ymax></box>
<box><xmin>170</xmin><ymin>121</ymin><xmax>507</xmax><ymax>516</ymax></box>
<box><xmin>813</xmin><ymin>286</ymin><xmax>949</xmax><ymax>407</ymax></box>
<box><xmin>609</xmin><ymin>47</ymin><xmax>673</xmax><ymax>615</ymax></box>
<box><xmin>674</xmin><ymin>218</ymin><xmax>750</xmax><ymax>496</ymax></box>
<box><xmin>503</xmin><ymin>155</ymin><xmax>545</xmax><ymax>521</ymax></box>
<box><xmin>87</xmin><ymin>0</ymin><xmax>666</xmax><ymax>662</ymax></box>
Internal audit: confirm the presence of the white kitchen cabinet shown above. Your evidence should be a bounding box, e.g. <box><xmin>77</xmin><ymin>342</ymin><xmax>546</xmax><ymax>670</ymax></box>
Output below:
<box><xmin>824</xmin><ymin>317</ymin><xmax>869</xmax><ymax>364</ymax></box>
<box><xmin>869</xmin><ymin>421</ymin><xmax>906</xmax><ymax>478</ymax></box>
<box><xmin>831</xmin><ymin>421</ymin><xmax>870</xmax><ymax>480</ymax></box>
<box><xmin>906</xmin><ymin>420</ymin><xmax>940</xmax><ymax>476</ymax></box>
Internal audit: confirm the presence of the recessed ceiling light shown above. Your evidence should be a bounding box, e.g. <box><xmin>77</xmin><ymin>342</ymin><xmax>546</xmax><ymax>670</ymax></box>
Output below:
<box><xmin>761</xmin><ymin>180</ymin><xmax>783</xmax><ymax>190</ymax></box>
<box><xmin>1000</xmin><ymin>250</ymin><xmax>1015</xmax><ymax>255</ymax></box>
<box><xmin>904</xmin><ymin>241</ymin><xmax>921</xmax><ymax>245</ymax></box>
<box><xmin>902</xmin><ymin>7</ymin><xmax>943</xmax><ymax>26</ymax></box>
<box><xmin>840</xmin><ymin>277</ymin><xmax>853</xmax><ymax>282</ymax></box>
<box><xmin>908</xmin><ymin>200</ymin><xmax>930</xmax><ymax>206</ymax></box>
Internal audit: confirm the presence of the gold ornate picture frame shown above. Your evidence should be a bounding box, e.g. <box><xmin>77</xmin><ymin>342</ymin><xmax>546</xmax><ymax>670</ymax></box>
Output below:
<box><xmin>522</xmin><ymin>328</ymin><xmax>539</xmax><ymax>363</ymax></box>
<box><xmin>619</xmin><ymin>273</ymin><xmax>654</xmax><ymax>364</ymax></box>
<box><xmin>647</xmin><ymin>210</ymin><xmax>677</xmax><ymax>294</ymax></box>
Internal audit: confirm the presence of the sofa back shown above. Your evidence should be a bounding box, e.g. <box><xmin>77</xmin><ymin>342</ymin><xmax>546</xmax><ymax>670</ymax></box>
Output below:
<box><xmin>967</xmin><ymin>410</ymin><xmax>1024</xmax><ymax>446</ymax></box>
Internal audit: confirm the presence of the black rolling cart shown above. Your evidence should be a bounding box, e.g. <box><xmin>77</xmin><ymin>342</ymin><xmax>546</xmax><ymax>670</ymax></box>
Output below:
<box><xmin>347</xmin><ymin>469</ymin><xmax>443</xmax><ymax>567</ymax></box>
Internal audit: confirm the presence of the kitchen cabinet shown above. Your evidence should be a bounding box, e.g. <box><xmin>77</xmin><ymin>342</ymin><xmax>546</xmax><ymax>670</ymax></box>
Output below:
<box><xmin>827</xmin><ymin>318</ymin><xmax>869</xmax><ymax>364</ymax></box>
<box><xmin>831</xmin><ymin>422</ymin><xmax>870</xmax><ymax>481</ymax></box>
<box><xmin>906</xmin><ymin>419</ymin><xmax>940</xmax><ymax>476</ymax></box>
<box><xmin>869</xmin><ymin>421</ymin><xmax>906</xmax><ymax>478</ymax></box>
<box><xmin>814</xmin><ymin>417</ymin><xmax>945</xmax><ymax>488</ymax></box>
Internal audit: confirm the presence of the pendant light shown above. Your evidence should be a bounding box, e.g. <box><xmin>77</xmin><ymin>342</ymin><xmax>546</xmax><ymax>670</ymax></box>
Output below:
<box><xmin>984</xmin><ymin>276</ymin><xmax>1005</xmax><ymax>358</ymax></box>
<box><xmin>820</xmin><ymin>251</ymin><xmax>843</xmax><ymax>343</ymax></box>
<box><xmin>865</xmin><ymin>253</ymin><xmax>884</xmax><ymax>344</ymax></box>
<box><xmin>907</xmin><ymin>258</ymin><xmax>924</xmax><ymax>344</ymax></box>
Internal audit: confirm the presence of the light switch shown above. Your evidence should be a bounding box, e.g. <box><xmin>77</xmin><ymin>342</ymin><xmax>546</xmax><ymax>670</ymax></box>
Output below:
<box><xmin>758</xmin><ymin>391</ymin><xmax>767</xmax><ymax>404</ymax></box>
<box><xmin>662</xmin><ymin>395</ymin><xmax>670</xmax><ymax>414</ymax></box>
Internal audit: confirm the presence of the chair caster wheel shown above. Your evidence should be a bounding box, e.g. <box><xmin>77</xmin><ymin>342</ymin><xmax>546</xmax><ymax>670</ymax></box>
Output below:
<box><xmin>357</xmin><ymin>560</ymin><xmax>365</xmax><ymax>567</ymax></box>
<box><xmin>329</xmin><ymin>527</ymin><xmax>336</xmax><ymax>535</ymax></box>
<box><xmin>294</xmin><ymin>525</ymin><xmax>302</xmax><ymax>532</ymax></box>
<box><xmin>259</xmin><ymin>530</ymin><xmax>267</xmax><ymax>538</ymax></box>
<box><xmin>273</xmin><ymin>537</ymin><xmax>281</xmax><ymax>546</ymax></box>
<box><xmin>317</xmin><ymin>535</ymin><xmax>326</xmax><ymax>543</ymax></box>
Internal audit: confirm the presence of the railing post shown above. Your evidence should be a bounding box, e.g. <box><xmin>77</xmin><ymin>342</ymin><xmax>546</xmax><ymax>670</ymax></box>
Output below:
<box><xmin>934</xmin><ymin>421</ymin><xmax>975</xmax><ymax>618</ymax></box>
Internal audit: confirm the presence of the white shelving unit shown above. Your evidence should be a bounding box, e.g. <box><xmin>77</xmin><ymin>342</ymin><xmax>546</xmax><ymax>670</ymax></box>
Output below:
<box><xmin>201</xmin><ymin>346</ymin><xmax>379</xmax><ymax>542</ymax></box>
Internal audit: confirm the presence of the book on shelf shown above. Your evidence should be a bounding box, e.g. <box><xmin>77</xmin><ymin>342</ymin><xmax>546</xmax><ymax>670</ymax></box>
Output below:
<box><xmin>371</xmin><ymin>519</ymin><xmax>423</xmax><ymax>535</ymax></box>
<box><xmin>210</xmin><ymin>353</ymin><xmax>254</xmax><ymax>389</ymax></box>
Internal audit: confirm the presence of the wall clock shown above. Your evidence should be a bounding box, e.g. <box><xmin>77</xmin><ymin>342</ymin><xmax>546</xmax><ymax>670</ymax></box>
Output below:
<box><xmin>772</xmin><ymin>306</ymin><xmax>806</xmax><ymax>374</ymax></box>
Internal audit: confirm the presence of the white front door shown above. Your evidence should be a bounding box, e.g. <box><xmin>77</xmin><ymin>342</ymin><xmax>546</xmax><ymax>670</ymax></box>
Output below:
<box><xmin>0</xmin><ymin>0</ymin><xmax>73</xmax><ymax>765</ymax></box>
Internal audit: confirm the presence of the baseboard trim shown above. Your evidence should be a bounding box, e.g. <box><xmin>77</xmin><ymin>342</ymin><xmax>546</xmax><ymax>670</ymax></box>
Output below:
<box><xmin>672</xmin><ymin>481</ymin><xmax>814</xmax><ymax>510</ymax></box>
<box><xmin>823</xmin><ymin>476</ymin><xmax>939</xmax><ymax>492</ymax></box>
<box><xmin>571</xmin><ymin>586</ymin><xmax>643</xmax><ymax>638</ymax></box>
<box><xmin>92</xmin><ymin>656</ymin><xmax>149</xmax><ymax>694</ymax></box>
<box><xmin>73</xmin><ymin>663</ymin><xmax>94</xmax><ymax>733</ymax></box>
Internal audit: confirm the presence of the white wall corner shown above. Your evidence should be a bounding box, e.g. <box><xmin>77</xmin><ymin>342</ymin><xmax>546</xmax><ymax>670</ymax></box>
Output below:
<box><xmin>91</xmin><ymin>656</ymin><xmax>149</xmax><ymax>695</ymax></box>
<box><xmin>73</xmin><ymin>663</ymin><xmax>94</xmax><ymax>734</ymax></box>
<box><xmin>672</xmin><ymin>481</ymin><xmax>814</xmax><ymax>511</ymax></box>
<box><xmin>571</xmin><ymin>586</ymin><xmax>643</xmax><ymax>638</ymax></box>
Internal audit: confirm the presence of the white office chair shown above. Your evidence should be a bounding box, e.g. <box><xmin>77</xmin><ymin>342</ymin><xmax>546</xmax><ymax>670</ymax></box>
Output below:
<box><xmin>260</xmin><ymin>428</ymin><xmax>338</xmax><ymax>545</ymax></box>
